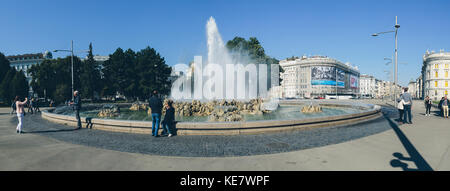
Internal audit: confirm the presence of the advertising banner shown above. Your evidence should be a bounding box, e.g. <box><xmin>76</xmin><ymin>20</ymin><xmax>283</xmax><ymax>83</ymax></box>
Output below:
<box><xmin>311</xmin><ymin>66</ymin><xmax>345</xmax><ymax>87</ymax></box>
<box><xmin>350</xmin><ymin>74</ymin><xmax>359</xmax><ymax>89</ymax></box>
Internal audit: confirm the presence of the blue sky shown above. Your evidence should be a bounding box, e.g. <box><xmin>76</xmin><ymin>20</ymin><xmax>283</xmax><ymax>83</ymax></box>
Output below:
<box><xmin>1</xmin><ymin>0</ymin><xmax>450</xmax><ymax>86</ymax></box>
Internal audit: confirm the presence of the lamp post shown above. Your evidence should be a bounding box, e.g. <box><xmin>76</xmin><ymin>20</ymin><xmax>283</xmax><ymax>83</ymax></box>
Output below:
<box><xmin>336</xmin><ymin>67</ymin><xmax>338</xmax><ymax>100</ymax></box>
<box><xmin>372</xmin><ymin>16</ymin><xmax>400</xmax><ymax>106</ymax></box>
<box><xmin>53</xmin><ymin>40</ymin><xmax>89</xmax><ymax>101</ymax></box>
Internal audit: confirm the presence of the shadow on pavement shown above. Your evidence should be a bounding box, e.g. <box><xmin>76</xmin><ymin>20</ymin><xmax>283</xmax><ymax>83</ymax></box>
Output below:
<box><xmin>23</xmin><ymin>128</ymin><xmax>80</xmax><ymax>134</ymax></box>
<box><xmin>383</xmin><ymin>112</ymin><xmax>433</xmax><ymax>171</ymax></box>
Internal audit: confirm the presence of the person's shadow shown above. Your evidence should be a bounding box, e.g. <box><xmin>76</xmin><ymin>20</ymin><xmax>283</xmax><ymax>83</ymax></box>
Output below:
<box><xmin>390</xmin><ymin>152</ymin><xmax>419</xmax><ymax>171</ymax></box>
<box><xmin>23</xmin><ymin>128</ymin><xmax>80</xmax><ymax>134</ymax></box>
<box><xmin>383</xmin><ymin>112</ymin><xmax>434</xmax><ymax>171</ymax></box>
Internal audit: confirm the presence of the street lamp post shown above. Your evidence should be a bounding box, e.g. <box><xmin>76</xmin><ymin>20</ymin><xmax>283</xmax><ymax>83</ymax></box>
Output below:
<box><xmin>372</xmin><ymin>16</ymin><xmax>400</xmax><ymax>106</ymax></box>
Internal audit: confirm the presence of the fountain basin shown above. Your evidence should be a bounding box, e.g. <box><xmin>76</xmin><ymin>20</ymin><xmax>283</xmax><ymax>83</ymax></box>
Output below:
<box><xmin>41</xmin><ymin>100</ymin><xmax>382</xmax><ymax>135</ymax></box>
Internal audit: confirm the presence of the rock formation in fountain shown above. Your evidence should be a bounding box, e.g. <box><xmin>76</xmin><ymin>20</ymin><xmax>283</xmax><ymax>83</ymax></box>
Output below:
<box><xmin>301</xmin><ymin>105</ymin><xmax>323</xmax><ymax>113</ymax></box>
<box><xmin>160</xmin><ymin>98</ymin><xmax>272</xmax><ymax>122</ymax></box>
<box><xmin>98</xmin><ymin>104</ymin><xmax>121</xmax><ymax>117</ymax></box>
<box><xmin>129</xmin><ymin>102</ymin><xmax>148</xmax><ymax>111</ymax></box>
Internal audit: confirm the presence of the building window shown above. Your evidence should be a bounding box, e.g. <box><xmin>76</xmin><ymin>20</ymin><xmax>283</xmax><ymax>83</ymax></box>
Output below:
<box><xmin>446</xmin><ymin>81</ymin><xmax>449</xmax><ymax>87</ymax></box>
<box><xmin>435</xmin><ymin>64</ymin><xmax>439</xmax><ymax>69</ymax></box>
<box><xmin>436</xmin><ymin>71</ymin><xmax>439</xmax><ymax>77</ymax></box>
<box><xmin>446</xmin><ymin>64</ymin><xmax>449</xmax><ymax>69</ymax></box>
<box><xmin>435</xmin><ymin>90</ymin><xmax>438</xmax><ymax>96</ymax></box>
<box><xmin>435</xmin><ymin>81</ymin><xmax>438</xmax><ymax>87</ymax></box>
<box><xmin>446</xmin><ymin>90</ymin><xmax>448</xmax><ymax>95</ymax></box>
<box><xmin>446</xmin><ymin>71</ymin><xmax>449</xmax><ymax>78</ymax></box>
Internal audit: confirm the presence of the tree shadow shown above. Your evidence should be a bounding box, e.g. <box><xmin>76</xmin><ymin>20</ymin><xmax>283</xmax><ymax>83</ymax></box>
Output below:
<box><xmin>383</xmin><ymin>113</ymin><xmax>433</xmax><ymax>171</ymax></box>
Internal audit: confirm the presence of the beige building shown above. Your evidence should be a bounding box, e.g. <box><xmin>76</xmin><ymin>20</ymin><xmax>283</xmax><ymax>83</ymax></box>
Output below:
<box><xmin>376</xmin><ymin>80</ymin><xmax>402</xmax><ymax>99</ymax></box>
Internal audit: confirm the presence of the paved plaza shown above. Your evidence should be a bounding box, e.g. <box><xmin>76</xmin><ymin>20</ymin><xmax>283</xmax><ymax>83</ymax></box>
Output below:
<box><xmin>0</xmin><ymin>100</ymin><xmax>449</xmax><ymax>171</ymax></box>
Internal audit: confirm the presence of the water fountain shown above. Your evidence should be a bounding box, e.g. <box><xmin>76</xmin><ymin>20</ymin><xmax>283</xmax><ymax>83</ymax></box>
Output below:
<box><xmin>42</xmin><ymin>17</ymin><xmax>382</xmax><ymax>135</ymax></box>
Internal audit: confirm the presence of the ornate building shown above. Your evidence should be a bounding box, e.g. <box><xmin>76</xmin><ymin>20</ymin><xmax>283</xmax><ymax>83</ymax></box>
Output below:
<box><xmin>279</xmin><ymin>55</ymin><xmax>360</xmax><ymax>98</ymax></box>
<box><xmin>422</xmin><ymin>50</ymin><xmax>450</xmax><ymax>100</ymax></box>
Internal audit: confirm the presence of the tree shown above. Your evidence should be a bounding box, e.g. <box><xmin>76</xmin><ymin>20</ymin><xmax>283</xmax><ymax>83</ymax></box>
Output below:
<box><xmin>28</xmin><ymin>56</ymin><xmax>80</xmax><ymax>104</ymax></box>
<box><xmin>102</xmin><ymin>48</ymin><xmax>128</xmax><ymax>99</ymax></box>
<box><xmin>0</xmin><ymin>68</ymin><xmax>15</xmax><ymax>104</ymax></box>
<box><xmin>135</xmin><ymin>46</ymin><xmax>172</xmax><ymax>99</ymax></box>
<box><xmin>10</xmin><ymin>70</ymin><xmax>29</xmax><ymax>99</ymax></box>
<box><xmin>102</xmin><ymin>46</ymin><xmax>172</xmax><ymax>101</ymax></box>
<box><xmin>226</xmin><ymin>36</ymin><xmax>283</xmax><ymax>88</ymax></box>
<box><xmin>80</xmin><ymin>43</ymin><xmax>102</xmax><ymax>100</ymax></box>
<box><xmin>0</xmin><ymin>52</ymin><xmax>10</xmax><ymax>82</ymax></box>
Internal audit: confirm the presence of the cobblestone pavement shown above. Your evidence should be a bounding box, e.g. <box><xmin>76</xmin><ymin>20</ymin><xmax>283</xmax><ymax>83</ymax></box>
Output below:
<box><xmin>7</xmin><ymin>105</ymin><xmax>394</xmax><ymax>157</ymax></box>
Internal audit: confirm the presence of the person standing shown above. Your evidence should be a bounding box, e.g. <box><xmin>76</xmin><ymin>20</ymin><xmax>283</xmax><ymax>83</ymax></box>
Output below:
<box><xmin>15</xmin><ymin>96</ymin><xmax>28</xmax><ymax>134</ymax></box>
<box><xmin>439</xmin><ymin>97</ymin><xmax>444</xmax><ymax>117</ymax></box>
<box><xmin>149</xmin><ymin>90</ymin><xmax>163</xmax><ymax>137</ymax></box>
<box><xmin>442</xmin><ymin>95</ymin><xmax>449</xmax><ymax>118</ymax></box>
<box><xmin>424</xmin><ymin>96</ymin><xmax>432</xmax><ymax>116</ymax></box>
<box><xmin>161</xmin><ymin>100</ymin><xmax>175</xmax><ymax>137</ymax></box>
<box><xmin>401</xmin><ymin>87</ymin><xmax>413</xmax><ymax>124</ymax></box>
<box><xmin>69</xmin><ymin>91</ymin><xmax>82</xmax><ymax>129</ymax></box>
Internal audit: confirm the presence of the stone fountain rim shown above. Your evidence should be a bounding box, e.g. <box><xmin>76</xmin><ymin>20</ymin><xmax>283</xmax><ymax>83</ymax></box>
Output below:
<box><xmin>41</xmin><ymin>100</ymin><xmax>382</xmax><ymax>135</ymax></box>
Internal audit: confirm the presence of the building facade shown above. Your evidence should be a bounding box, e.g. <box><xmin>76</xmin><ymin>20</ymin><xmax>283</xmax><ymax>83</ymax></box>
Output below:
<box><xmin>360</xmin><ymin>74</ymin><xmax>379</xmax><ymax>98</ymax></box>
<box><xmin>415</xmin><ymin>76</ymin><xmax>423</xmax><ymax>99</ymax></box>
<box><xmin>279</xmin><ymin>55</ymin><xmax>360</xmax><ymax>98</ymax></box>
<box><xmin>6</xmin><ymin>51</ymin><xmax>52</xmax><ymax>96</ymax></box>
<box><xmin>408</xmin><ymin>81</ymin><xmax>417</xmax><ymax>99</ymax></box>
<box><xmin>422</xmin><ymin>50</ymin><xmax>450</xmax><ymax>100</ymax></box>
<box><xmin>376</xmin><ymin>80</ymin><xmax>402</xmax><ymax>99</ymax></box>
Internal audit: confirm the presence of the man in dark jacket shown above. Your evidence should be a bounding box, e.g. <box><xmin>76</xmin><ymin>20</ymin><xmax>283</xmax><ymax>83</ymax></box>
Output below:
<box><xmin>439</xmin><ymin>97</ymin><xmax>444</xmax><ymax>117</ymax></box>
<box><xmin>70</xmin><ymin>90</ymin><xmax>82</xmax><ymax>129</ymax></box>
<box><xmin>149</xmin><ymin>90</ymin><xmax>163</xmax><ymax>137</ymax></box>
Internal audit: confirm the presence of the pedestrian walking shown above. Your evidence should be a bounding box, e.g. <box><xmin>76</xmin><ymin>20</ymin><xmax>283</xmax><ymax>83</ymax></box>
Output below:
<box><xmin>442</xmin><ymin>95</ymin><xmax>449</xmax><ymax>118</ymax></box>
<box><xmin>149</xmin><ymin>90</ymin><xmax>163</xmax><ymax>137</ymax></box>
<box><xmin>69</xmin><ymin>91</ymin><xmax>82</xmax><ymax>129</ymax></box>
<box><xmin>27</xmin><ymin>97</ymin><xmax>34</xmax><ymax>114</ymax></box>
<box><xmin>161</xmin><ymin>100</ymin><xmax>175</xmax><ymax>137</ymax></box>
<box><xmin>424</xmin><ymin>96</ymin><xmax>432</xmax><ymax>116</ymax></box>
<box><xmin>15</xmin><ymin>96</ymin><xmax>28</xmax><ymax>134</ymax></box>
<box><xmin>33</xmin><ymin>98</ymin><xmax>41</xmax><ymax>113</ymax></box>
<box><xmin>10</xmin><ymin>100</ymin><xmax>16</xmax><ymax>115</ymax></box>
<box><xmin>400</xmin><ymin>87</ymin><xmax>413</xmax><ymax>124</ymax></box>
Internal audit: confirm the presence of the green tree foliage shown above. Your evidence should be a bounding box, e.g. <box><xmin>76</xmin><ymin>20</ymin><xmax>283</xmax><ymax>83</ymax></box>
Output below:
<box><xmin>135</xmin><ymin>46</ymin><xmax>172</xmax><ymax>97</ymax></box>
<box><xmin>80</xmin><ymin>43</ymin><xmax>102</xmax><ymax>100</ymax></box>
<box><xmin>102</xmin><ymin>46</ymin><xmax>171</xmax><ymax>100</ymax></box>
<box><xmin>11</xmin><ymin>71</ymin><xmax>29</xmax><ymax>99</ymax></box>
<box><xmin>0</xmin><ymin>68</ymin><xmax>29</xmax><ymax>104</ymax></box>
<box><xmin>0</xmin><ymin>68</ymin><xmax>15</xmax><ymax>103</ymax></box>
<box><xmin>0</xmin><ymin>52</ymin><xmax>10</xmax><ymax>82</ymax></box>
<box><xmin>226</xmin><ymin>36</ymin><xmax>283</xmax><ymax>87</ymax></box>
<box><xmin>28</xmin><ymin>56</ymin><xmax>81</xmax><ymax>104</ymax></box>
